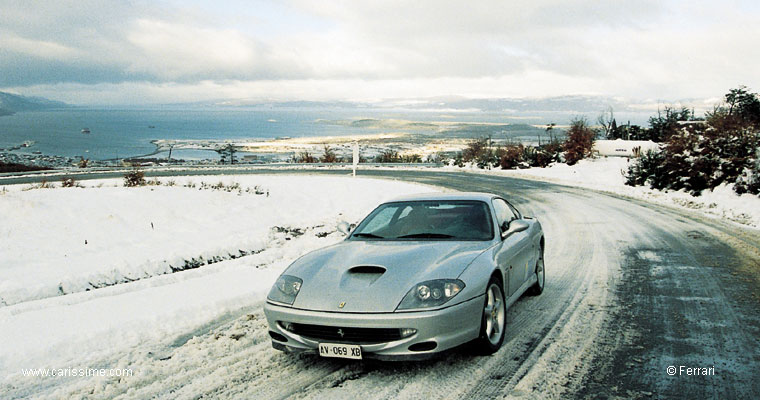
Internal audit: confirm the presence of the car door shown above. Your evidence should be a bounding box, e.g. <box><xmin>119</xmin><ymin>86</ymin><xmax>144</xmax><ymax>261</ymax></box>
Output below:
<box><xmin>492</xmin><ymin>198</ymin><xmax>533</xmax><ymax>297</ymax></box>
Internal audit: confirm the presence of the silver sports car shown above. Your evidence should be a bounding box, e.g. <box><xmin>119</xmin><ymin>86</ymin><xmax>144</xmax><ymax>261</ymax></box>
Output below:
<box><xmin>264</xmin><ymin>192</ymin><xmax>545</xmax><ymax>360</ymax></box>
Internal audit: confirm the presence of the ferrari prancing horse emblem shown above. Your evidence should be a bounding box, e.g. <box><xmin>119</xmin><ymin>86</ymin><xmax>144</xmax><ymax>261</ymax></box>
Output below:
<box><xmin>338</xmin><ymin>301</ymin><xmax>346</xmax><ymax>309</ymax></box>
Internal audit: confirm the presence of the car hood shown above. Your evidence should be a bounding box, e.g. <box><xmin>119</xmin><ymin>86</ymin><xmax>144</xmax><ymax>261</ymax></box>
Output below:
<box><xmin>287</xmin><ymin>240</ymin><xmax>491</xmax><ymax>313</ymax></box>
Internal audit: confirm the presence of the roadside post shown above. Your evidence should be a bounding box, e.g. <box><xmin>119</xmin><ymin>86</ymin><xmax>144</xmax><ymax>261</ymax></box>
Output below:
<box><xmin>352</xmin><ymin>141</ymin><xmax>359</xmax><ymax>177</ymax></box>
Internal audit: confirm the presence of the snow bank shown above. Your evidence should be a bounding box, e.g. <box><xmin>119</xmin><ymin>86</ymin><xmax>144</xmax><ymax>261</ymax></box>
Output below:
<box><xmin>0</xmin><ymin>175</ymin><xmax>434</xmax><ymax>305</ymax></box>
<box><xmin>447</xmin><ymin>157</ymin><xmax>760</xmax><ymax>229</ymax></box>
<box><xmin>0</xmin><ymin>175</ymin><xmax>435</xmax><ymax>380</ymax></box>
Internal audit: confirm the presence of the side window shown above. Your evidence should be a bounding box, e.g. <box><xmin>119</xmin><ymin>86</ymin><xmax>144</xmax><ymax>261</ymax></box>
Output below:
<box><xmin>492</xmin><ymin>198</ymin><xmax>517</xmax><ymax>232</ymax></box>
<box><xmin>506</xmin><ymin>201</ymin><xmax>522</xmax><ymax>220</ymax></box>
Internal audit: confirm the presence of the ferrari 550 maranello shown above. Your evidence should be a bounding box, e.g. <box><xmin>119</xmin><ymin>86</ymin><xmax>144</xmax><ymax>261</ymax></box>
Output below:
<box><xmin>263</xmin><ymin>192</ymin><xmax>545</xmax><ymax>360</ymax></box>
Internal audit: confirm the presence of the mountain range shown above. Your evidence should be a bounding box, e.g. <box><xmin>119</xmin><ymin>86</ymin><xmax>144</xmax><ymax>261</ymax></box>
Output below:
<box><xmin>0</xmin><ymin>91</ymin><xmax>69</xmax><ymax>116</ymax></box>
<box><xmin>213</xmin><ymin>94</ymin><xmax>716</xmax><ymax>115</ymax></box>
<box><xmin>0</xmin><ymin>91</ymin><xmax>715</xmax><ymax>120</ymax></box>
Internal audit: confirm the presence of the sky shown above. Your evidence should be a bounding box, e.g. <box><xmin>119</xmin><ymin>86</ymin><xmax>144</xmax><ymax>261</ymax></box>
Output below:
<box><xmin>0</xmin><ymin>0</ymin><xmax>758</xmax><ymax>105</ymax></box>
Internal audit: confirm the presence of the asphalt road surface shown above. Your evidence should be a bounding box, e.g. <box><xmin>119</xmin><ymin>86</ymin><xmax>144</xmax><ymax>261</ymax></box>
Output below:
<box><xmin>5</xmin><ymin>168</ymin><xmax>759</xmax><ymax>399</ymax></box>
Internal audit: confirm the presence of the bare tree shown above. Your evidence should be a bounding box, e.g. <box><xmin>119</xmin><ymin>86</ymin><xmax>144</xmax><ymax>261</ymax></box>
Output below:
<box><xmin>597</xmin><ymin>106</ymin><xmax>616</xmax><ymax>139</ymax></box>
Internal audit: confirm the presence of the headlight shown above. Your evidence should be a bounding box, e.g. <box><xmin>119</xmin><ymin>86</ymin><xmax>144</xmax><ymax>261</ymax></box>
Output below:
<box><xmin>396</xmin><ymin>279</ymin><xmax>465</xmax><ymax>310</ymax></box>
<box><xmin>267</xmin><ymin>275</ymin><xmax>303</xmax><ymax>305</ymax></box>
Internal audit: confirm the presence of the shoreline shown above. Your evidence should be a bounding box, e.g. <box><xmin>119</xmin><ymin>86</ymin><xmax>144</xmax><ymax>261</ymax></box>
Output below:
<box><xmin>1</xmin><ymin>117</ymin><xmax>556</xmax><ymax>167</ymax></box>
<box><xmin>1</xmin><ymin>133</ymin><xmax>469</xmax><ymax>168</ymax></box>
<box><xmin>151</xmin><ymin>131</ymin><xmax>472</xmax><ymax>162</ymax></box>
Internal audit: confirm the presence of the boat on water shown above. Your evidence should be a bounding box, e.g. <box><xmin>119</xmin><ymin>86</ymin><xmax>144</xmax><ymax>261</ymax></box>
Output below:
<box><xmin>81</xmin><ymin>128</ymin><xmax>91</xmax><ymax>134</ymax></box>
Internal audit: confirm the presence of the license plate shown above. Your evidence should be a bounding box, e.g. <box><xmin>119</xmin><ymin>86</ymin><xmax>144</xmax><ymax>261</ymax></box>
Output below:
<box><xmin>318</xmin><ymin>343</ymin><xmax>362</xmax><ymax>360</ymax></box>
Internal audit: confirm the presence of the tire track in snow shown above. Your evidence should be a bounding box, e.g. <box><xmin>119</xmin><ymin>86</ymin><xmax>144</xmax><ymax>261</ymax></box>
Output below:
<box><xmin>250</xmin><ymin>175</ymin><xmax>614</xmax><ymax>399</ymax></box>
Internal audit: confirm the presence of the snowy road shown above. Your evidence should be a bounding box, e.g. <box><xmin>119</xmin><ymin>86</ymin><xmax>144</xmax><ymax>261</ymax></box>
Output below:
<box><xmin>5</xmin><ymin>170</ymin><xmax>760</xmax><ymax>399</ymax></box>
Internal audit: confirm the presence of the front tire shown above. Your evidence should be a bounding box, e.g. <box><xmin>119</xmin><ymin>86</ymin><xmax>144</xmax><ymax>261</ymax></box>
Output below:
<box><xmin>475</xmin><ymin>277</ymin><xmax>506</xmax><ymax>354</ymax></box>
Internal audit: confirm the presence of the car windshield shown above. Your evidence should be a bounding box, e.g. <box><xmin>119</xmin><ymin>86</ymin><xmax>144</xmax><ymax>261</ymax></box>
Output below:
<box><xmin>350</xmin><ymin>200</ymin><xmax>494</xmax><ymax>241</ymax></box>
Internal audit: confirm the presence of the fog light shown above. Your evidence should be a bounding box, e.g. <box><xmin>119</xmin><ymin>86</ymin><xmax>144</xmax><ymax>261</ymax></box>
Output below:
<box><xmin>400</xmin><ymin>328</ymin><xmax>417</xmax><ymax>338</ymax></box>
<box><xmin>279</xmin><ymin>321</ymin><xmax>294</xmax><ymax>332</ymax></box>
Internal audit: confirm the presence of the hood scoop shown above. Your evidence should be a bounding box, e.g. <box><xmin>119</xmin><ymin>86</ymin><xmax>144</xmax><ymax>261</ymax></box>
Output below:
<box><xmin>340</xmin><ymin>265</ymin><xmax>387</xmax><ymax>289</ymax></box>
<box><xmin>348</xmin><ymin>265</ymin><xmax>386</xmax><ymax>275</ymax></box>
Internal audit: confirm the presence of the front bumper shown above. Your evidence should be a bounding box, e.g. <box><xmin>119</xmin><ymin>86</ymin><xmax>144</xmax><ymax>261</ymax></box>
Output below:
<box><xmin>263</xmin><ymin>295</ymin><xmax>483</xmax><ymax>360</ymax></box>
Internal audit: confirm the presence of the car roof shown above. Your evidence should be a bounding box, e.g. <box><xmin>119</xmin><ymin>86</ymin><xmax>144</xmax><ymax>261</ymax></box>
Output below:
<box><xmin>384</xmin><ymin>191</ymin><xmax>499</xmax><ymax>203</ymax></box>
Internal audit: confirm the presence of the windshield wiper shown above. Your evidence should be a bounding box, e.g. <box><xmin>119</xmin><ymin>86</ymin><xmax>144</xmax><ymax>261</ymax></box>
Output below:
<box><xmin>396</xmin><ymin>233</ymin><xmax>455</xmax><ymax>239</ymax></box>
<box><xmin>352</xmin><ymin>232</ymin><xmax>384</xmax><ymax>238</ymax></box>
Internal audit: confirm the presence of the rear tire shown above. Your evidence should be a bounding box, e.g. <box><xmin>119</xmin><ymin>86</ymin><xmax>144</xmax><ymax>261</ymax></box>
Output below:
<box><xmin>475</xmin><ymin>277</ymin><xmax>506</xmax><ymax>355</ymax></box>
<box><xmin>527</xmin><ymin>245</ymin><xmax>545</xmax><ymax>296</ymax></box>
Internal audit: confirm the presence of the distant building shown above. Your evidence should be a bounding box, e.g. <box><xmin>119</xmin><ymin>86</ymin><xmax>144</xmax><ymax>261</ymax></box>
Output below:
<box><xmin>592</xmin><ymin>139</ymin><xmax>660</xmax><ymax>157</ymax></box>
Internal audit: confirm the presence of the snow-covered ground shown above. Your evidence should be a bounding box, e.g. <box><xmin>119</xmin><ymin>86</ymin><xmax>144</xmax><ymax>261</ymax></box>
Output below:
<box><xmin>2</xmin><ymin>167</ymin><xmax>756</xmax><ymax>398</ymax></box>
<box><xmin>448</xmin><ymin>157</ymin><xmax>760</xmax><ymax>229</ymax></box>
<box><xmin>0</xmin><ymin>175</ymin><xmax>435</xmax><ymax>385</ymax></box>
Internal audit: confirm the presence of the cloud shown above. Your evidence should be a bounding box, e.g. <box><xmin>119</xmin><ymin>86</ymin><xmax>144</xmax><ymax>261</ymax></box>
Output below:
<box><xmin>125</xmin><ymin>19</ymin><xmax>260</xmax><ymax>80</ymax></box>
<box><xmin>0</xmin><ymin>0</ymin><xmax>758</xmax><ymax>103</ymax></box>
<box><xmin>0</xmin><ymin>34</ymin><xmax>82</xmax><ymax>60</ymax></box>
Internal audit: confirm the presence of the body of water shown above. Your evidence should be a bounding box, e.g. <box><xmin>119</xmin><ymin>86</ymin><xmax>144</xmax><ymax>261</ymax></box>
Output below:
<box><xmin>0</xmin><ymin>108</ymin><xmax>375</xmax><ymax>160</ymax></box>
<box><xmin>0</xmin><ymin>107</ymin><xmax>653</xmax><ymax>161</ymax></box>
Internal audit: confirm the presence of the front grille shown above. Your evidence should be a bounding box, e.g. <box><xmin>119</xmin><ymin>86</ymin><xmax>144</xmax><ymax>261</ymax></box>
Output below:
<box><xmin>286</xmin><ymin>323</ymin><xmax>403</xmax><ymax>344</ymax></box>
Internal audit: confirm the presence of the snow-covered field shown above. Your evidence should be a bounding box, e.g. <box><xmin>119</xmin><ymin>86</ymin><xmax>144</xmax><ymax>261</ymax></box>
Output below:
<box><xmin>0</xmin><ymin>175</ymin><xmax>435</xmax><ymax>386</ymax></box>
<box><xmin>449</xmin><ymin>157</ymin><xmax>760</xmax><ymax>229</ymax></box>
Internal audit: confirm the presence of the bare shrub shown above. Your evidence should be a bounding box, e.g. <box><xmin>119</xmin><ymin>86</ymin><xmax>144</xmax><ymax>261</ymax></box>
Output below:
<box><xmin>294</xmin><ymin>151</ymin><xmax>316</xmax><ymax>163</ymax></box>
<box><xmin>374</xmin><ymin>149</ymin><xmax>401</xmax><ymax>163</ymax></box>
<box><xmin>498</xmin><ymin>144</ymin><xmax>525</xmax><ymax>169</ymax></box>
<box><xmin>320</xmin><ymin>144</ymin><xmax>339</xmax><ymax>163</ymax></box>
<box><xmin>124</xmin><ymin>168</ymin><xmax>146</xmax><ymax>187</ymax></box>
<box><xmin>462</xmin><ymin>137</ymin><xmax>490</xmax><ymax>163</ymax></box>
<box><xmin>400</xmin><ymin>153</ymin><xmax>422</xmax><ymax>163</ymax></box>
<box><xmin>61</xmin><ymin>177</ymin><xmax>78</xmax><ymax>187</ymax></box>
<box><xmin>564</xmin><ymin>117</ymin><xmax>596</xmax><ymax>165</ymax></box>
<box><xmin>22</xmin><ymin>179</ymin><xmax>55</xmax><ymax>191</ymax></box>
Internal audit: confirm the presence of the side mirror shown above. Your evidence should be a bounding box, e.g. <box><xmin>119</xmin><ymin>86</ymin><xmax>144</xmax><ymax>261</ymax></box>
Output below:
<box><xmin>337</xmin><ymin>221</ymin><xmax>352</xmax><ymax>236</ymax></box>
<box><xmin>501</xmin><ymin>219</ymin><xmax>529</xmax><ymax>239</ymax></box>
